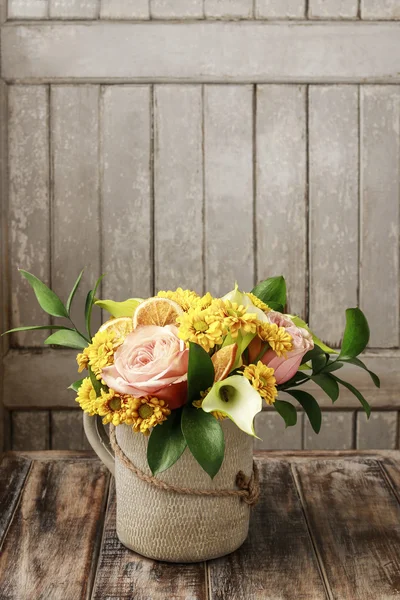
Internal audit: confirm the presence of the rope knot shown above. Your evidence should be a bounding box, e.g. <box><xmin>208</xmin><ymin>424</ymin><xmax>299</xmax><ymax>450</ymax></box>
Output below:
<box><xmin>236</xmin><ymin>463</ymin><xmax>260</xmax><ymax>506</ymax></box>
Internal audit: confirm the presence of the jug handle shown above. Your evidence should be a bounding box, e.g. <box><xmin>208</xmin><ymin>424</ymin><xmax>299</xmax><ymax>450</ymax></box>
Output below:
<box><xmin>83</xmin><ymin>413</ymin><xmax>115</xmax><ymax>476</ymax></box>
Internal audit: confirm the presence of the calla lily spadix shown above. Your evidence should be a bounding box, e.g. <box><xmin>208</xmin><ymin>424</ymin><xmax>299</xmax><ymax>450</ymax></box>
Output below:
<box><xmin>201</xmin><ymin>375</ymin><xmax>262</xmax><ymax>437</ymax></box>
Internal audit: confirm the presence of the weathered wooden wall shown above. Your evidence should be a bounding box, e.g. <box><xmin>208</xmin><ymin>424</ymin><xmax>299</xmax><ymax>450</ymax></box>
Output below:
<box><xmin>0</xmin><ymin>0</ymin><xmax>399</xmax><ymax>451</ymax></box>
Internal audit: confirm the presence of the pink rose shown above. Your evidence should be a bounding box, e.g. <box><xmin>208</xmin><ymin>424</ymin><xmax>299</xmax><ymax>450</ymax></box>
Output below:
<box><xmin>101</xmin><ymin>325</ymin><xmax>189</xmax><ymax>409</ymax></box>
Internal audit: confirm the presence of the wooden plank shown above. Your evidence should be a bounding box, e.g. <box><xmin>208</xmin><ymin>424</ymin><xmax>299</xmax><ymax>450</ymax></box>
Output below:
<box><xmin>256</xmin><ymin>84</ymin><xmax>307</xmax><ymax>316</ymax></box>
<box><xmin>101</xmin><ymin>85</ymin><xmax>152</xmax><ymax>300</ymax></box>
<box><xmin>12</xmin><ymin>411</ymin><xmax>50</xmax><ymax>451</ymax></box>
<box><xmin>49</xmin><ymin>0</ymin><xmax>98</xmax><ymax>18</ymax></box>
<box><xmin>357</xmin><ymin>411</ymin><xmax>398</xmax><ymax>450</ymax></box>
<box><xmin>8</xmin><ymin>85</ymin><xmax>50</xmax><ymax>347</ymax></box>
<box><xmin>151</xmin><ymin>0</ymin><xmax>203</xmax><ymax>18</ymax></box>
<box><xmin>8</xmin><ymin>0</ymin><xmax>48</xmax><ymax>18</ymax></box>
<box><xmin>309</xmin><ymin>85</ymin><xmax>358</xmax><ymax>346</ymax></box>
<box><xmin>304</xmin><ymin>411</ymin><xmax>354</xmax><ymax>450</ymax></box>
<box><xmin>91</xmin><ymin>479</ymin><xmax>207</xmax><ymax>599</ymax></box>
<box><xmin>204</xmin><ymin>85</ymin><xmax>253</xmax><ymax>296</ymax></box>
<box><xmin>0</xmin><ymin>454</ymin><xmax>31</xmax><ymax>544</ymax></box>
<box><xmin>361</xmin><ymin>0</ymin><xmax>400</xmax><ymax>19</ymax></box>
<box><xmin>208</xmin><ymin>458</ymin><xmax>326</xmax><ymax>599</ymax></box>
<box><xmin>255</xmin><ymin>0</ymin><xmax>305</xmax><ymax>18</ymax></box>
<box><xmin>204</xmin><ymin>0</ymin><xmax>253</xmax><ymax>19</ymax></box>
<box><xmin>0</xmin><ymin>78</ymin><xmax>8</xmax><ymax>453</ymax></box>
<box><xmin>4</xmin><ymin>23</ymin><xmax>400</xmax><ymax>83</ymax></box>
<box><xmin>293</xmin><ymin>457</ymin><xmax>400</xmax><ymax>599</ymax></box>
<box><xmin>0</xmin><ymin>457</ymin><xmax>109</xmax><ymax>600</ymax></box>
<box><xmin>50</xmin><ymin>410</ymin><xmax>88</xmax><ymax>451</ymax></box>
<box><xmin>254</xmin><ymin>411</ymin><xmax>303</xmax><ymax>450</ymax></box>
<box><xmin>309</xmin><ymin>0</ymin><xmax>358</xmax><ymax>18</ymax></box>
<box><xmin>360</xmin><ymin>86</ymin><xmax>400</xmax><ymax>348</ymax></box>
<box><xmin>154</xmin><ymin>84</ymin><xmax>203</xmax><ymax>293</ymax></box>
<box><xmin>100</xmin><ymin>0</ymin><xmax>149</xmax><ymax>19</ymax></box>
<box><xmin>51</xmin><ymin>85</ymin><xmax>101</xmax><ymax>335</ymax></box>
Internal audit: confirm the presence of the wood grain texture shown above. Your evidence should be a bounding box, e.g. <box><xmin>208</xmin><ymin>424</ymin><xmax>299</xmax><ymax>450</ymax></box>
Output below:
<box><xmin>49</xmin><ymin>0</ymin><xmax>98</xmax><ymax>18</ymax></box>
<box><xmin>154</xmin><ymin>84</ymin><xmax>203</xmax><ymax>293</ymax></box>
<box><xmin>0</xmin><ymin>454</ymin><xmax>31</xmax><ymax>543</ymax></box>
<box><xmin>100</xmin><ymin>0</ymin><xmax>149</xmax><ymax>19</ymax></box>
<box><xmin>8</xmin><ymin>85</ymin><xmax>50</xmax><ymax>347</ymax></box>
<box><xmin>0</xmin><ymin>457</ymin><xmax>109</xmax><ymax>600</ymax></box>
<box><xmin>8</xmin><ymin>0</ymin><xmax>48</xmax><ymax>18</ymax></box>
<box><xmin>255</xmin><ymin>0</ymin><xmax>305</xmax><ymax>18</ymax></box>
<box><xmin>360</xmin><ymin>86</ymin><xmax>400</xmax><ymax>348</ymax></box>
<box><xmin>204</xmin><ymin>85</ymin><xmax>253</xmax><ymax>296</ymax></box>
<box><xmin>101</xmin><ymin>85</ymin><xmax>152</xmax><ymax>300</ymax></box>
<box><xmin>256</xmin><ymin>84</ymin><xmax>307</xmax><ymax>317</ymax></box>
<box><xmin>254</xmin><ymin>411</ymin><xmax>303</xmax><ymax>450</ymax></box>
<box><xmin>208</xmin><ymin>458</ymin><xmax>326</xmax><ymax>599</ymax></box>
<box><xmin>204</xmin><ymin>0</ymin><xmax>253</xmax><ymax>19</ymax></box>
<box><xmin>304</xmin><ymin>411</ymin><xmax>354</xmax><ymax>450</ymax></box>
<box><xmin>309</xmin><ymin>0</ymin><xmax>358</xmax><ymax>18</ymax></box>
<box><xmin>4</xmin><ymin>23</ymin><xmax>400</xmax><ymax>83</ymax></box>
<box><xmin>293</xmin><ymin>458</ymin><xmax>400</xmax><ymax>599</ymax></box>
<box><xmin>91</xmin><ymin>479</ymin><xmax>207</xmax><ymax>599</ymax></box>
<box><xmin>308</xmin><ymin>85</ymin><xmax>358</xmax><ymax>346</ymax></box>
<box><xmin>151</xmin><ymin>0</ymin><xmax>203</xmax><ymax>18</ymax></box>
<box><xmin>12</xmin><ymin>411</ymin><xmax>50</xmax><ymax>451</ymax></box>
<box><xmin>357</xmin><ymin>411</ymin><xmax>398</xmax><ymax>450</ymax></box>
<box><xmin>50</xmin><ymin>410</ymin><xmax>88</xmax><ymax>451</ymax></box>
<box><xmin>51</xmin><ymin>85</ymin><xmax>101</xmax><ymax>335</ymax></box>
<box><xmin>361</xmin><ymin>0</ymin><xmax>400</xmax><ymax>19</ymax></box>
<box><xmin>0</xmin><ymin>79</ymin><xmax>8</xmax><ymax>452</ymax></box>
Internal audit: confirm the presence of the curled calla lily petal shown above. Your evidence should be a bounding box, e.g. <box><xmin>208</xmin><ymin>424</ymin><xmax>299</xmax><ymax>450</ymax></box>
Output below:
<box><xmin>201</xmin><ymin>375</ymin><xmax>262</xmax><ymax>437</ymax></box>
<box><xmin>222</xmin><ymin>283</ymin><xmax>268</xmax><ymax>323</ymax></box>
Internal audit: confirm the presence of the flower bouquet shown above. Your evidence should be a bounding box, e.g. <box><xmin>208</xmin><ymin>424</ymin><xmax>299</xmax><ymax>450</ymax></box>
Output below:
<box><xmin>4</xmin><ymin>270</ymin><xmax>379</xmax><ymax>562</ymax></box>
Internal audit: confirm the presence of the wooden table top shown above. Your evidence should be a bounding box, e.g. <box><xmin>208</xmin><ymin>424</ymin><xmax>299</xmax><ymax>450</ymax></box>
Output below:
<box><xmin>1</xmin><ymin>450</ymin><xmax>400</xmax><ymax>600</ymax></box>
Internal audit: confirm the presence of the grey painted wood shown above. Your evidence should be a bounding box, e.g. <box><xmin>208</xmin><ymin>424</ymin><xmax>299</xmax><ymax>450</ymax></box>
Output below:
<box><xmin>309</xmin><ymin>0</ymin><xmax>358</xmax><ymax>18</ymax></box>
<box><xmin>51</xmin><ymin>410</ymin><xmax>88</xmax><ymax>450</ymax></box>
<box><xmin>254</xmin><ymin>411</ymin><xmax>303</xmax><ymax>450</ymax></box>
<box><xmin>12</xmin><ymin>410</ymin><xmax>49</xmax><ymax>450</ymax></box>
<box><xmin>204</xmin><ymin>0</ymin><xmax>253</xmax><ymax>19</ymax></box>
<box><xmin>0</xmin><ymin>78</ymin><xmax>8</xmax><ymax>452</ymax></box>
<box><xmin>151</xmin><ymin>0</ymin><xmax>203</xmax><ymax>18</ymax></box>
<box><xmin>360</xmin><ymin>86</ymin><xmax>400</xmax><ymax>348</ymax></box>
<box><xmin>4</xmin><ymin>23</ymin><xmax>400</xmax><ymax>83</ymax></box>
<box><xmin>255</xmin><ymin>0</ymin><xmax>305</xmax><ymax>18</ymax></box>
<box><xmin>204</xmin><ymin>85</ymin><xmax>253</xmax><ymax>296</ymax></box>
<box><xmin>8</xmin><ymin>0</ymin><xmax>48</xmax><ymax>18</ymax></box>
<box><xmin>304</xmin><ymin>411</ymin><xmax>354</xmax><ymax>450</ymax></box>
<box><xmin>154</xmin><ymin>84</ymin><xmax>203</xmax><ymax>294</ymax></box>
<box><xmin>357</xmin><ymin>411</ymin><xmax>398</xmax><ymax>450</ymax></box>
<box><xmin>101</xmin><ymin>85</ymin><xmax>152</xmax><ymax>300</ymax></box>
<box><xmin>49</xmin><ymin>0</ymin><xmax>98</xmax><ymax>18</ymax></box>
<box><xmin>309</xmin><ymin>85</ymin><xmax>358</xmax><ymax>347</ymax></box>
<box><xmin>361</xmin><ymin>0</ymin><xmax>400</xmax><ymax>19</ymax></box>
<box><xmin>256</xmin><ymin>84</ymin><xmax>307</xmax><ymax>317</ymax></box>
<box><xmin>8</xmin><ymin>85</ymin><xmax>50</xmax><ymax>347</ymax></box>
<box><xmin>51</xmin><ymin>85</ymin><xmax>101</xmax><ymax>335</ymax></box>
<box><xmin>100</xmin><ymin>0</ymin><xmax>149</xmax><ymax>19</ymax></box>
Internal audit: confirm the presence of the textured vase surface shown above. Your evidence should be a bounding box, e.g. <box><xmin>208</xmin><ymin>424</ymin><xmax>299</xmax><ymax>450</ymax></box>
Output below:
<box><xmin>115</xmin><ymin>419</ymin><xmax>254</xmax><ymax>562</ymax></box>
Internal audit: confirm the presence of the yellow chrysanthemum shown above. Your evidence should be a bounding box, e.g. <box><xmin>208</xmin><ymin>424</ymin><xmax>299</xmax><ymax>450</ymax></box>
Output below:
<box><xmin>217</xmin><ymin>300</ymin><xmax>258</xmax><ymax>339</ymax></box>
<box><xmin>246</xmin><ymin>292</ymin><xmax>271</xmax><ymax>313</ymax></box>
<box><xmin>193</xmin><ymin>389</ymin><xmax>226</xmax><ymax>421</ymax></box>
<box><xmin>95</xmin><ymin>388</ymin><xmax>135</xmax><ymax>426</ymax></box>
<box><xmin>243</xmin><ymin>361</ymin><xmax>277</xmax><ymax>405</ymax></box>
<box><xmin>130</xmin><ymin>396</ymin><xmax>171</xmax><ymax>435</ymax></box>
<box><xmin>87</xmin><ymin>329</ymin><xmax>122</xmax><ymax>379</ymax></box>
<box><xmin>257</xmin><ymin>322</ymin><xmax>293</xmax><ymax>357</ymax></box>
<box><xmin>177</xmin><ymin>305</ymin><xmax>225</xmax><ymax>352</ymax></box>
<box><xmin>157</xmin><ymin>288</ymin><xmax>200</xmax><ymax>311</ymax></box>
<box><xmin>77</xmin><ymin>349</ymin><xmax>89</xmax><ymax>373</ymax></box>
<box><xmin>193</xmin><ymin>292</ymin><xmax>214</xmax><ymax>310</ymax></box>
<box><xmin>76</xmin><ymin>377</ymin><xmax>97</xmax><ymax>415</ymax></box>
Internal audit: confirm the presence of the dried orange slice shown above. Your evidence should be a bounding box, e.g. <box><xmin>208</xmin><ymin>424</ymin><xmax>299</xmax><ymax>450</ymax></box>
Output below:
<box><xmin>99</xmin><ymin>316</ymin><xmax>133</xmax><ymax>341</ymax></box>
<box><xmin>133</xmin><ymin>297</ymin><xmax>183</xmax><ymax>328</ymax></box>
<box><xmin>212</xmin><ymin>344</ymin><xmax>238</xmax><ymax>381</ymax></box>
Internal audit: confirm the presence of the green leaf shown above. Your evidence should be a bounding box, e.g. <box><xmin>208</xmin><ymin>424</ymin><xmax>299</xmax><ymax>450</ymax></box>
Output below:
<box><xmin>291</xmin><ymin>316</ymin><xmax>338</xmax><ymax>354</ymax></box>
<box><xmin>338</xmin><ymin>307</ymin><xmax>370</xmax><ymax>360</ymax></box>
<box><xmin>44</xmin><ymin>329</ymin><xmax>88</xmax><ymax>350</ymax></box>
<box><xmin>147</xmin><ymin>409</ymin><xmax>187</xmax><ymax>475</ymax></box>
<box><xmin>88</xmin><ymin>365</ymin><xmax>106</xmax><ymax>397</ymax></box>
<box><xmin>340</xmin><ymin>356</ymin><xmax>380</xmax><ymax>388</ymax></box>
<box><xmin>285</xmin><ymin>389</ymin><xmax>322</xmax><ymax>434</ymax></box>
<box><xmin>85</xmin><ymin>275</ymin><xmax>105</xmax><ymax>340</ymax></box>
<box><xmin>66</xmin><ymin>269</ymin><xmax>84</xmax><ymax>315</ymax></box>
<box><xmin>95</xmin><ymin>298</ymin><xmax>142</xmax><ymax>318</ymax></box>
<box><xmin>312</xmin><ymin>352</ymin><xmax>329</xmax><ymax>375</ymax></box>
<box><xmin>19</xmin><ymin>269</ymin><xmax>68</xmax><ymax>318</ymax></box>
<box><xmin>2</xmin><ymin>325</ymin><xmax>73</xmax><ymax>336</ymax></box>
<box><xmin>331</xmin><ymin>374</ymin><xmax>371</xmax><ymax>418</ymax></box>
<box><xmin>273</xmin><ymin>400</ymin><xmax>297</xmax><ymax>427</ymax></box>
<box><xmin>181</xmin><ymin>405</ymin><xmax>225</xmax><ymax>479</ymax></box>
<box><xmin>251</xmin><ymin>276</ymin><xmax>286</xmax><ymax>311</ymax></box>
<box><xmin>68</xmin><ymin>378</ymin><xmax>85</xmax><ymax>392</ymax></box>
<box><xmin>187</xmin><ymin>342</ymin><xmax>215</xmax><ymax>404</ymax></box>
<box><xmin>311</xmin><ymin>373</ymin><xmax>339</xmax><ymax>402</ymax></box>
<box><xmin>321</xmin><ymin>361</ymin><xmax>344</xmax><ymax>373</ymax></box>
<box><xmin>301</xmin><ymin>345</ymin><xmax>326</xmax><ymax>366</ymax></box>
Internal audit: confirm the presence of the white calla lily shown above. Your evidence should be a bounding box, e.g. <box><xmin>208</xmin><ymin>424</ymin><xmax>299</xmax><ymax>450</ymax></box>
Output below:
<box><xmin>201</xmin><ymin>375</ymin><xmax>262</xmax><ymax>437</ymax></box>
<box><xmin>222</xmin><ymin>283</ymin><xmax>268</xmax><ymax>323</ymax></box>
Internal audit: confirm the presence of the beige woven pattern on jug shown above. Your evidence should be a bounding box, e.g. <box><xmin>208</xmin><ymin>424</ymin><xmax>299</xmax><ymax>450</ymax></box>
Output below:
<box><xmin>114</xmin><ymin>419</ymin><xmax>254</xmax><ymax>562</ymax></box>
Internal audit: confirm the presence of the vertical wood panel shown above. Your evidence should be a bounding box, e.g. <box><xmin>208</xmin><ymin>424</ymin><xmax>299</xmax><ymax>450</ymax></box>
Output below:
<box><xmin>254</xmin><ymin>411</ymin><xmax>303</xmax><ymax>450</ymax></box>
<box><xmin>256</xmin><ymin>85</ymin><xmax>307</xmax><ymax>316</ymax></box>
<box><xmin>204</xmin><ymin>0</ymin><xmax>253</xmax><ymax>18</ymax></box>
<box><xmin>154</xmin><ymin>85</ymin><xmax>203</xmax><ymax>293</ymax></box>
<box><xmin>8</xmin><ymin>0</ymin><xmax>48</xmax><ymax>18</ymax></box>
<box><xmin>100</xmin><ymin>0</ymin><xmax>149</xmax><ymax>19</ymax></box>
<box><xmin>309</xmin><ymin>85</ymin><xmax>359</xmax><ymax>346</ymax></box>
<box><xmin>0</xmin><ymin>78</ymin><xmax>8</xmax><ymax>451</ymax></box>
<box><xmin>151</xmin><ymin>0</ymin><xmax>203</xmax><ymax>18</ymax></box>
<box><xmin>357</xmin><ymin>411</ymin><xmax>398</xmax><ymax>449</ymax></box>
<box><xmin>360</xmin><ymin>86</ymin><xmax>400</xmax><ymax>348</ymax></box>
<box><xmin>49</xmin><ymin>0</ymin><xmax>98</xmax><ymax>18</ymax></box>
<box><xmin>51</xmin><ymin>85</ymin><xmax>101</xmax><ymax>334</ymax></box>
<box><xmin>101</xmin><ymin>86</ymin><xmax>152</xmax><ymax>300</ymax></box>
<box><xmin>304</xmin><ymin>411</ymin><xmax>354</xmax><ymax>450</ymax></box>
<box><xmin>204</xmin><ymin>85</ymin><xmax>253</xmax><ymax>297</ymax></box>
<box><xmin>309</xmin><ymin>0</ymin><xmax>358</xmax><ymax>18</ymax></box>
<box><xmin>9</xmin><ymin>85</ymin><xmax>50</xmax><ymax>347</ymax></box>
<box><xmin>12</xmin><ymin>411</ymin><xmax>50</xmax><ymax>450</ymax></box>
<box><xmin>255</xmin><ymin>0</ymin><xmax>305</xmax><ymax>18</ymax></box>
<box><xmin>361</xmin><ymin>0</ymin><xmax>400</xmax><ymax>19</ymax></box>
<box><xmin>51</xmin><ymin>410</ymin><xmax>88</xmax><ymax>450</ymax></box>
